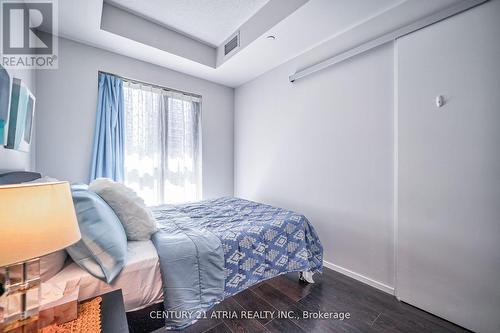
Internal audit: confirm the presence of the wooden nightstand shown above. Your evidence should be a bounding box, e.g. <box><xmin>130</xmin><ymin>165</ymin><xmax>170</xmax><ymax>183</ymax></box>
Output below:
<box><xmin>100</xmin><ymin>290</ymin><xmax>129</xmax><ymax>333</ymax></box>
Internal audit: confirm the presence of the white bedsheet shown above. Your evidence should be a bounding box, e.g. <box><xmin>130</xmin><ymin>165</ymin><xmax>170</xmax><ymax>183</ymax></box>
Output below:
<box><xmin>46</xmin><ymin>240</ymin><xmax>163</xmax><ymax>312</ymax></box>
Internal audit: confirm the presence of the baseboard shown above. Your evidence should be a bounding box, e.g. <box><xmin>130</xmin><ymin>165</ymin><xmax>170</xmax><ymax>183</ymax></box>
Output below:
<box><xmin>323</xmin><ymin>260</ymin><xmax>395</xmax><ymax>295</ymax></box>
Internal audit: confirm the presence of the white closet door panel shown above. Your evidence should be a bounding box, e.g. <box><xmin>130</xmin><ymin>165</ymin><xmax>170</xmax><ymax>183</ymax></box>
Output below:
<box><xmin>397</xmin><ymin>2</ymin><xmax>500</xmax><ymax>333</ymax></box>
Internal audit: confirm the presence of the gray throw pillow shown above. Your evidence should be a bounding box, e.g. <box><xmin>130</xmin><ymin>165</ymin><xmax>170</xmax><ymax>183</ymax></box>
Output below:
<box><xmin>66</xmin><ymin>185</ymin><xmax>127</xmax><ymax>283</ymax></box>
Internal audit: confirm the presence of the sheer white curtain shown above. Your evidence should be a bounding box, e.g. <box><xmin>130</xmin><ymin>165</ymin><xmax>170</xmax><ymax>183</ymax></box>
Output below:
<box><xmin>123</xmin><ymin>81</ymin><xmax>201</xmax><ymax>205</ymax></box>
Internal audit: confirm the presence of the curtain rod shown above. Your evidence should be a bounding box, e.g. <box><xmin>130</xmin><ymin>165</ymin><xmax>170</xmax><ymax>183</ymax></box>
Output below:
<box><xmin>289</xmin><ymin>0</ymin><xmax>488</xmax><ymax>83</ymax></box>
<box><xmin>98</xmin><ymin>70</ymin><xmax>202</xmax><ymax>99</ymax></box>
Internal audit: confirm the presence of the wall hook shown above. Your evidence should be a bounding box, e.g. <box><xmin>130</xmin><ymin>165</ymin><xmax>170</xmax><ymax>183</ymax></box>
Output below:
<box><xmin>436</xmin><ymin>95</ymin><xmax>445</xmax><ymax>108</ymax></box>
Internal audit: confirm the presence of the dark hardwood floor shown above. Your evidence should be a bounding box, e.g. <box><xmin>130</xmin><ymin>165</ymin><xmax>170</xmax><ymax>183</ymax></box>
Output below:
<box><xmin>132</xmin><ymin>267</ymin><xmax>470</xmax><ymax>333</ymax></box>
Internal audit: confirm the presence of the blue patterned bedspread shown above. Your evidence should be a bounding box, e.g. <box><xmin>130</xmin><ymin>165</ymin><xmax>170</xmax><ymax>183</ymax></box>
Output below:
<box><xmin>152</xmin><ymin>197</ymin><xmax>323</xmax><ymax>328</ymax></box>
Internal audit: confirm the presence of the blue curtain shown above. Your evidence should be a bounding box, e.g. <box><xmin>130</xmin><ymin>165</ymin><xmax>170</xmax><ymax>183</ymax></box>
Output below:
<box><xmin>90</xmin><ymin>73</ymin><xmax>125</xmax><ymax>182</ymax></box>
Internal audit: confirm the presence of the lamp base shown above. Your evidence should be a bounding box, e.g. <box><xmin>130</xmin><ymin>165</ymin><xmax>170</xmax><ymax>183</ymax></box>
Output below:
<box><xmin>0</xmin><ymin>259</ymin><xmax>41</xmax><ymax>333</ymax></box>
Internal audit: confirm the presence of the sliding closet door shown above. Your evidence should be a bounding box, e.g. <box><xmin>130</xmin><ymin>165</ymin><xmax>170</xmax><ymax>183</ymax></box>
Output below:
<box><xmin>397</xmin><ymin>2</ymin><xmax>500</xmax><ymax>333</ymax></box>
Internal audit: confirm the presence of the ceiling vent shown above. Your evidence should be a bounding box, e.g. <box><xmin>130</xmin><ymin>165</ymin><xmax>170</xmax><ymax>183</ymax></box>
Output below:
<box><xmin>224</xmin><ymin>32</ymin><xmax>239</xmax><ymax>56</ymax></box>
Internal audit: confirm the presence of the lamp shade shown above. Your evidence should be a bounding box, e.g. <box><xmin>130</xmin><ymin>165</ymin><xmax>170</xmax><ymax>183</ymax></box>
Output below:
<box><xmin>0</xmin><ymin>182</ymin><xmax>81</xmax><ymax>267</ymax></box>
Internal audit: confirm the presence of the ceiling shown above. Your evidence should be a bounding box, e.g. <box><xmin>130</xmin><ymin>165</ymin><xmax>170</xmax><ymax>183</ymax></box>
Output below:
<box><xmin>57</xmin><ymin>0</ymin><xmax>463</xmax><ymax>87</ymax></box>
<box><xmin>104</xmin><ymin>0</ymin><xmax>269</xmax><ymax>47</ymax></box>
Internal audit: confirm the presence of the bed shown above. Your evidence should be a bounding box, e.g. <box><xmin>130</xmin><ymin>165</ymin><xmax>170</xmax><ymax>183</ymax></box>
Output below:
<box><xmin>151</xmin><ymin>197</ymin><xmax>323</xmax><ymax>329</ymax></box>
<box><xmin>1</xmin><ymin>172</ymin><xmax>323</xmax><ymax>330</ymax></box>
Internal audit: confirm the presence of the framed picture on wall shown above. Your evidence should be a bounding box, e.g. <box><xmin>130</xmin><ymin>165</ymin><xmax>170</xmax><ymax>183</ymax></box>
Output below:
<box><xmin>6</xmin><ymin>78</ymin><xmax>36</xmax><ymax>152</ymax></box>
<box><xmin>0</xmin><ymin>66</ymin><xmax>12</xmax><ymax>145</ymax></box>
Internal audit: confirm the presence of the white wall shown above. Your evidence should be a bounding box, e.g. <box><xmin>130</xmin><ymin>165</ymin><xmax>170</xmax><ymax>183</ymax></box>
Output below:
<box><xmin>35</xmin><ymin>38</ymin><xmax>234</xmax><ymax>199</ymax></box>
<box><xmin>0</xmin><ymin>68</ymin><xmax>36</xmax><ymax>172</ymax></box>
<box><xmin>235</xmin><ymin>44</ymin><xmax>395</xmax><ymax>289</ymax></box>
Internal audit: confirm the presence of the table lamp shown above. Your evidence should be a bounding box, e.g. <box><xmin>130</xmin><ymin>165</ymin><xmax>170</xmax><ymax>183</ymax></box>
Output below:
<box><xmin>0</xmin><ymin>182</ymin><xmax>81</xmax><ymax>333</ymax></box>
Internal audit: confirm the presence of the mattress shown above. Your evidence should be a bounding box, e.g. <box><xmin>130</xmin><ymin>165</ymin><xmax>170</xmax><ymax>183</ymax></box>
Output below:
<box><xmin>46</xmin><ymin>240</ymin><xmax>163</xmax><ymax>312</ymax></box>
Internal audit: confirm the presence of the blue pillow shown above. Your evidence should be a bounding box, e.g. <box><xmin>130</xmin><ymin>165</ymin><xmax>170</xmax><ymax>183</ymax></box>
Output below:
<box><xmin>66</xmin><ymin>185</ymin><xmax>127</xmax><ymax>283</ymax></box>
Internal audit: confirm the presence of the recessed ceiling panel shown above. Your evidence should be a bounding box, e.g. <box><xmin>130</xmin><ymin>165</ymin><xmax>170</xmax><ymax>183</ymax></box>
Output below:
<box><xmin>59</xmin><ymin>0</ymin><xmax>464</xmax><ymax>87</ymax></box>
<box><xmin>104</xmin><ymin>0</ymin><xmax>269</xmax><ymax>46</ymax></box>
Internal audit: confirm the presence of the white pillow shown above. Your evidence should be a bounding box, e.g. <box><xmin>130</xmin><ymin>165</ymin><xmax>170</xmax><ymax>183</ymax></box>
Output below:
<box><xmin>89</xmin><ymin>178</ymin><xmax>157</xmax><ymax>241</ymax></box>
<box><xmin>40</xmin><ymin>250</ymin><xmax>67</xmax><ymax>282</ymax></box>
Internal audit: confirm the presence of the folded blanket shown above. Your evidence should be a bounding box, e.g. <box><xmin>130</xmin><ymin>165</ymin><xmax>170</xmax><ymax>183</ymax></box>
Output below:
<box><xmin>152</xmin><ymin>197</ymin><xmax>323</xmax><ymax>329</ymax></box>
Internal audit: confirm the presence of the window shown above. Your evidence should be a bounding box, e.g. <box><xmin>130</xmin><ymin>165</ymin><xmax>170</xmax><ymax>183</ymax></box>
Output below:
<box><xmin>123</xmin><ymin>81</ymin><xmax>201</xmax><ymax>205</ymax></box>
